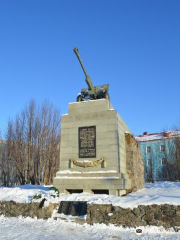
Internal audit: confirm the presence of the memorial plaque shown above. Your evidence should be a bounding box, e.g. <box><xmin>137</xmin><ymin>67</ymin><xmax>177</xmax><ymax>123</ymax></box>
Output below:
<box><xmin>79</xmin><ymin>126</ymin><xmax>96</xmax><ymax>158</ymax></box>
<box><xmin>58</xmin><ymin>201</ymin><xmax>87</xmax><ymax>216</ymax></box>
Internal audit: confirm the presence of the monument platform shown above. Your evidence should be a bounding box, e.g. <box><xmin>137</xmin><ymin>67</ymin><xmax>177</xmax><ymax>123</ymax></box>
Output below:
<box><xmin>53</xmin><ymin>99</ymin><xmax>132</xmax><ymax>196</ymax></box>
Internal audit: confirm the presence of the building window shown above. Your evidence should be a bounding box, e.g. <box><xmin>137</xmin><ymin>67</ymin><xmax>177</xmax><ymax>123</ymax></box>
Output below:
<box><xmin>147</xmin><ymin>159</ymin><xmax>152</xmax><ymax>166</ymax></box>
<box><xmin>160</xmin><ymin>145</ymin><xmax>165</xmax><ymax>152</ymax></box>
<box><xmin>146</xmin><ymin>146</ymin><xmax>151</xmax><ymax>153</ymax></box>
<box><xmin>161</xmin><ymin>158</ymin><xmax>167</xmax><ymax>165</ymax></box>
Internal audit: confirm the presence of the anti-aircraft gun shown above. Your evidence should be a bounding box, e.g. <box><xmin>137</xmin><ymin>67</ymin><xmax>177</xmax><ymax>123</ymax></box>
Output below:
<box><xmin>73</xmin><ymin>47</ymin><xmax>109</xmax><ymax>102</ymax></box>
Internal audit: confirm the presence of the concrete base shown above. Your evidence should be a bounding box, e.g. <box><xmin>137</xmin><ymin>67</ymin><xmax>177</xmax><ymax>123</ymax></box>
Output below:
<box><xmin>53</xmin><ymin>99</ymin><xmax>132</xmax><ymax>196</ymax></box>
<box><xmin>54</xmin><ymin>171</ymin><xmax>131</xmax><ymax>196</ymax></box>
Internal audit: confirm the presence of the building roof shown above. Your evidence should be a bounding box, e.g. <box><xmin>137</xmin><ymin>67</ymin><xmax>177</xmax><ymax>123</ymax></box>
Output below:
<box><xmin>135</xmin><ymin>130</ymin><xmax>180</xmax><ymax>142</ymax></box>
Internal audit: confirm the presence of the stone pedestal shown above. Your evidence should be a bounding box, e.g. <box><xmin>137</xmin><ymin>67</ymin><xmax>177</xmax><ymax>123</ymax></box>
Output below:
<box><xmin>53</xmin><ymin>99</ymin><xmax>132</xmax><ymax>196</ymax></box>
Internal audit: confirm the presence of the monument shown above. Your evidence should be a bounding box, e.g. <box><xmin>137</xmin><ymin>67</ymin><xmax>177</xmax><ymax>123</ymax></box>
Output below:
<box><xmin>53</xmin><ymin>48</ymin><xmax>144</xmax><ymax>196</ymax></box>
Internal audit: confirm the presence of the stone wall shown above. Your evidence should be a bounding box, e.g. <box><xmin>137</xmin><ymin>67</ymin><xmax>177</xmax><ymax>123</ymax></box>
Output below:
<box><xmin>125</xmin><ymin>133</ymin><xmax>145</xmax><ymax>191</ymax></box>
<box><xmin>0</xmin><ymin>201</ymin><xmax>180</xmax><ymax>230</ymax></box>
<box><xmin>87</xmin><ymin>204</ymin><xmax>180</xmax><ymax>229</ymax></box>
<box><xmin>0</xmin><ymin>200</ymin><xmax>58</xmax><ymax>219</ymax></box>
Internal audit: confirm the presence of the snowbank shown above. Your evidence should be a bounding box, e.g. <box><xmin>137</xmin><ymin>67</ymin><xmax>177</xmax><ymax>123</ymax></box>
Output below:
<box><xmin>0</xmin><ymin>215</ymin><xmax>179</xmax><ymax>240</ymax></box>
<box><xmin>0</xmin><ymin>181</ymin><xmax>179</xmax><ymax>209</ymax></box>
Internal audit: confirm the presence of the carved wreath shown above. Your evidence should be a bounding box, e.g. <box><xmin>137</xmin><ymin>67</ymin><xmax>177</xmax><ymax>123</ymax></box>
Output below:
<box><xmin>69</xmin><ymin>158</ymin><xmax>106</xmax><ymax>168</ymax></box>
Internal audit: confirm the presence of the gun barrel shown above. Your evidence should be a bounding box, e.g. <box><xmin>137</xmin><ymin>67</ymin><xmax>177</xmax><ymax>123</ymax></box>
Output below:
<box><xmin>73</xmin><ymin>48</ymin><xmax>89</xmax><ymax>77</ymax></box>
<box><xmin>73</xmin><ymin>47</ymin><xmax>94</xmax><ymax>91</ymax></box>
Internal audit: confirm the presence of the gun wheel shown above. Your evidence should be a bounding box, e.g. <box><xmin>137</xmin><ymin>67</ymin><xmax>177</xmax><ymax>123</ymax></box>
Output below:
<box><xmin>77</xmin><ymin>94</ymin><xmax>82</xmax><ymax>102</ymax></box>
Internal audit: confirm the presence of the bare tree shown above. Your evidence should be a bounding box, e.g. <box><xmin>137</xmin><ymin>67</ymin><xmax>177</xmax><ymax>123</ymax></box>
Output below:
<box><xmin>146</xmin><ymin>148</ymin><xmax>154</xmax><ymax>183</ymax></box>
<box><xmin>0</xmin><ymin>138</ymin><xmax>9</xmax><ymax>186</ymax></box>
<box><xmin>3</xmin><ymin>99</ymin><xmax>61</xmax><ymax>186</ymax></box>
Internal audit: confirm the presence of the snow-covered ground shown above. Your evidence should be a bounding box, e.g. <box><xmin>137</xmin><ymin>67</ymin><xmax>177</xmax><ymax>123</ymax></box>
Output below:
<box><xmin>0</xmin><ymin>215</ymin><xmax>179</xmax><ymax>240</ymax></box>
<box><xmin>0</xmin><ymin>182</ymin><xmax>180</xmax><ymax>239</ymax></box>
<box><xmin>0</xmin><ymin>181</ymin><xmax>179</xmax><ymax>209</ymax></box>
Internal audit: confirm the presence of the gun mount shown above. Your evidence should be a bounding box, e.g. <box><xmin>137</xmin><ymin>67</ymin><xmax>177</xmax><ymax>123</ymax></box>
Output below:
<box><xmin>73</xmin><ymin>47</ymin><xmax>109</xmax><ymax>102</ymax></box>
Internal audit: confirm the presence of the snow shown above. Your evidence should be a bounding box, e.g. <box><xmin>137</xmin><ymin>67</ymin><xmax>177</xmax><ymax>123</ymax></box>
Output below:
<box><xmin>0</xmin><ymin>184</ymin><xmax>53</xmax><ymax>203</ymax></box>
<box><xmin>75</xmin><ymin>160</ymin><xmax>93</xmax><ymax>163</ymax></box>
<box><xmin>69</xmin><ymin>99</ymin><xmax>107</xmax><ymax>105</ymax></box>
<box><xmin>54</xmin><ymin>176</ymin><xmax>119</xmax><ymax>179</ymax></box>
<box><xmin>0</xmin><ymin>182</ymin><xmax>180</xmax><ymax>239</ymax></box>
<box><xmin>57</xmin><ymin>170</ymin><xmax>117</xmax><ymax>174</ymax></box>
<box><xmin>57</xmin><ymin>181</ymin><xmax>180</xmax><ymax>208</ymax></box>
<box><xmin>57</xmin><ymin>170</ymin><xmax>82</xmax><ymax>174</ymax></box>
<box><xmin>0</xmin><ymin>215</ymin><xmax>179</xmax><ymax>240</ymax></box>
<box><xmin>0</xmin><ymin>182</ymin><xmax>179</xmax><ymax>209</ymax></box>
<box><xmin>135</xmin><ymin>130</ymin><xmax>180</xmax><ymax>142</ymax></box>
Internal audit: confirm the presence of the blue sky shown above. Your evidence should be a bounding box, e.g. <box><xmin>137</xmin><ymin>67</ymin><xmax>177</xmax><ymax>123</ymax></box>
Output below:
<box><xmin>0</xmin><ymin>0</ymin><xmax>180</xmax><ymax>136</ymax></box>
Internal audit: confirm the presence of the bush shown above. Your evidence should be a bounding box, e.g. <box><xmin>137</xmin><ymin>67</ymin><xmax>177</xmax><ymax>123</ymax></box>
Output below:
<box><xmin>49</xmin><ymin>186</ymin><xmax>59</xmax><ymax>197</ymax></box>
<box><xmin>49</xmin><ymin>186</ymin><xmax>59</xmax><ymax>194</ymax></box>
<box><xmin>32</xmin><ymin>194</ymin><xmax>42</xmax><ymax>200</ymax></box>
